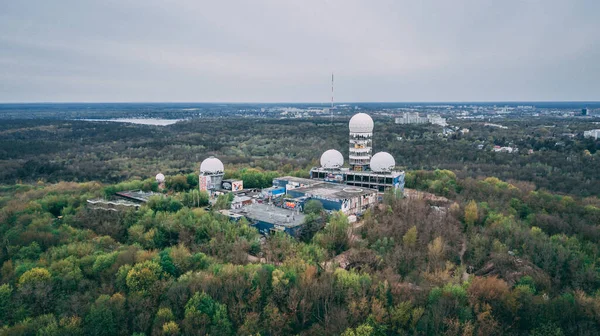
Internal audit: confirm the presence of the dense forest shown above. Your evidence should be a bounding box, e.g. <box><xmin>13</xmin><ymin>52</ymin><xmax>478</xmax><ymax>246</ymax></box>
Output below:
<box><xmin>0</xmin><ymin>169</ymin><xmax>599</xmax><ymax>335</ymax></box>
<box><xmin>0</xmin><ymin>116</ymin><xmax>599</xmax><ymax>196</ymax></box>
<box><xmin>0</xmin><ymin>115</ymin><xmax>599</xmax><ymax>335</ymax></box>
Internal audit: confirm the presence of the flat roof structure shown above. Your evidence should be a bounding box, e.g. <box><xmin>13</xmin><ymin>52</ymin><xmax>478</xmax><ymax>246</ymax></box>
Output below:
<box><xmin>232</xmin><ymin>196</ymin><xmax>252</xmax><ymax>203</ymax></box>
<box><xmin>115</xmin><ymin>190</ymin><xmax>160</xmax><ymax>203</ymax></box>
<box><xmin>292</xmin><ymin>182</ymin><xmax>377</xmax><ymax>200</ymax></box>
<box><xmin>86</xmin><ymin>198</ymin><xmax>141</xmax><ymax>211</ymax></box>
<box><xmin>273</xmin><ymin>176</ymin><xmax>320</xmax><ymax>186</ymax></box>
<box><xmin>230</xmin><ymin>203</ymin><xmax>305</xmax><ymax>228</ymax></box>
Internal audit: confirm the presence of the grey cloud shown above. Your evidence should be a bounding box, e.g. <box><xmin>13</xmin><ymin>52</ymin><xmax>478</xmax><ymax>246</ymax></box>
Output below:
<box><xmin>0</xmin><ymin>0</ymin><xmax>598</xmax><ymax>102</ymax></box>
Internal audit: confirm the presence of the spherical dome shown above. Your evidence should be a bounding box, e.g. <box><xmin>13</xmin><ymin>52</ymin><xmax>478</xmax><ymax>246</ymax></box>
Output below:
<box><xmin>349</xmin><ymin>113</ymin><xmax>374</xmax><ymax>133</ymax></box>
<box><xmin>155</xmin><ymin>173</ymin><xmax>165</xmax><ymax>182</ymax></box>
<box><xmin>320</xmin><ymin>149</ymin><xmax>344</xmax><ymax>169</ymax></box>
<box><xmin>370</xmin><ymin>152</ymin><xmax>396</xmax><ymax>172</ymax></box>
<box><xmin>200</xmin><ymin>156</ymin><xmax>224</xmax><ymax>174</ymax></box>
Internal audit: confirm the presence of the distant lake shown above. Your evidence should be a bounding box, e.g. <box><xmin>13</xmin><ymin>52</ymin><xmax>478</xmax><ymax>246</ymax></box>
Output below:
<box><xmin>80</xmin><ymin>118</ymin><xmax>183</xmax><ymax>126</ymax></box>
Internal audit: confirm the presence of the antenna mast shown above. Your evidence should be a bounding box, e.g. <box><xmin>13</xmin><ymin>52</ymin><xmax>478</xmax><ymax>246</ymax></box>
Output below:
<box><xmin>331</xmin><ymin>73</ymin><xmax>334</xmax><ymax>109</ymax></box>
<box><xmin>330</xmin><ymin>72</ymin><xmax>334</xmax><ymax>122</ymax></box>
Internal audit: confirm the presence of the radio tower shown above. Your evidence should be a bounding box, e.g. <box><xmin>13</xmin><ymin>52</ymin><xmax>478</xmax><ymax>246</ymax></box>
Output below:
<box><xmin>331</xmin><ymin>73</ymin><xmax>334</xmax><ymax>109</ymax></box>
<box><xmin>330</xmin><ymin>72</ymin><xmax>334</xmax><ymax>122</ymax></box>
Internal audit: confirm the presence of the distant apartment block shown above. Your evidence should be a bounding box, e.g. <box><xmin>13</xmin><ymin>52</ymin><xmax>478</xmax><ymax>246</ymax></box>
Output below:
<box><xmin>493</xmin><ymin>146</ymin><xmax>518</xmax><ymax>153</ymax></box>
<box><xmin>484</xmin><ymin>123</ymin><xmax>508</xmax><ymax>129</ymax></box>
<box><xmin>395</xmin><ymin>112</ymin><xmax>447</xmax><ymax>126</ymax></box>
<box><xmin>584</xmin><ymin>129</ymin><xmax>600</xmax><ymax>139</ymax></box>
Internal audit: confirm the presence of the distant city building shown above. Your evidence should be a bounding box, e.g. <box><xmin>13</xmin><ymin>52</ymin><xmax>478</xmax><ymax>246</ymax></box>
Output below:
<box><xmin>440</xmin><ymin>127</ymin><xmax>454</xmax><ymax>136</ymax></box>
<box><xmin>484</xmin><ymin>123</ymin><xmax>508</xmax><ymax>129</ymax></box>
<box><xmin>395</xmin><ymin>112</ymin><xmax>427</xmax><ymax>124</ymax></box>
<box><xmin>427</xmin><ymin>114</ymin><xmax>448</xmax><ymax>126</ymax></box>
<box><xmin>584</xmin><ymin>129</ymin><xmax>600</xmax><ymax>139</ymax></box>
<box><xmin>493</xmin><ymin>146</ymin><xmax>518</xmax><ymax>153</ymax></box>
<box><xmin>395</xmin><ymin>112</ymin><xmax>447</xmax><ymax>126</ymax></box>
<box><xmin>582</xmin><ymin>108</ymin><xmax>589</xmax><ymax>116</ymax></box>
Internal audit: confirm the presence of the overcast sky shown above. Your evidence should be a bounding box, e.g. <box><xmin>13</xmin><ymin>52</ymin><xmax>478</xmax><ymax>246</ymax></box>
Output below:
<box><xmin>0</xmin><ymin>0</ymin><xmax>598</xmax><ymax>102</ymax></box>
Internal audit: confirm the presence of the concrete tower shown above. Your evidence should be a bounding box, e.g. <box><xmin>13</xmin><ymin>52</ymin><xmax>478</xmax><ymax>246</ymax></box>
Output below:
<box><xmin>199</xmin><ymin>156</ymin><xmax>224</xmax><ymax>192</ymax></box>
<box><xmin>348</xmin><ymin>113</ymin><xmax>374</xmax><ymax>171</ymax></box>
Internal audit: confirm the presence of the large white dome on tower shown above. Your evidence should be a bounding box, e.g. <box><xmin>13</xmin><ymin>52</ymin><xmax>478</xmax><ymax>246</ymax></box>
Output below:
<box><xmin>155</xmin><ymin>173</ymin><xmax>165</xmax><ymax>183</ymax></box>
<box><xmin>320</xmin><ymin>149</ymin><xmax>344</xmax><ymax>169</ymax></box>
<box><xmin>349</xmin><ymin>113</ymin><xmax>374</xmax><ymax>133</ymax></box>
<box><xmin>200</xmin><ymin>156</ymin><xmax>224</xmax><ymax>174</ymax></box>
<box><xmin>370</xmin><ymin>152</ymin><xmax>395</xmax><ymax>172</ymax></box>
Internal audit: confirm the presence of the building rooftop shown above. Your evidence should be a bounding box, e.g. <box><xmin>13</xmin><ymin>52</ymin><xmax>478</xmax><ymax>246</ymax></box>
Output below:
<box><xmin>274</xmin><ymin>176</ymin><xmax>318</xmax><ymax>185</ymax></box>
<box><xmin>292</xmin><ymin>181</ymin><xmax>378</xmax><ymax>200</ymax></box>
<box><xmin>86</xmin><ymin>198</ymin><xmax>141</xmax><ymax>209</ymax></box>
<box><xmin>115</xmin><ymin>190</ymin><xmax>160</xmax><ymax>203</ymax></box>
<box><xmin>232</xmin><ymin>196</ymin><xmax>252</xmax><ymax>203</ymax></box>
<box><xmin>230</xmin><ymin>203</ymin><xmax>305</xmax><ymax>228</ymax></box>
<box><xmin>310</xmin><ymin>167</ymin><xmax>404</xmax><ymax>178</ymax></box>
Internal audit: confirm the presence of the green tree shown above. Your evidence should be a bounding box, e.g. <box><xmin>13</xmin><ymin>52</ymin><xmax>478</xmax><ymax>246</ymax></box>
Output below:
<box><xmin>181</xmin><ymin>190</ymin><xmax>209</xmax><ymax>208</ymax></box>
<box><xmin>213</xmin><ymin>193</ymin><xmax>234</xmax><ymax>210</ymax></box>
<box><xmin>304</xmin><ymin>199</ymin><xmax>324</xmax><ymax>215</ymax></box>
<box><xmin>403</xmin><ymin>226</ymin><xmax>418</xmax><ymax>248</ymax></box>
<box><xmin>84</xmin><ymin>294</ymin><xmax>126</xmax><ymax>336</ymax></box>
<box><xmin>183</xmin><ymin>292</ymin><xmax>233</xmax><ymax>336</ymax></box>
<box><xmin>153</xmin><ymin>307</ymin><xmax>176</xmax><ymax>335</ymax></box>
<box><xmin>314</xmin><ymin>211</ymin><xmax>350</xmax><ymax>255</ymax></box>
<box><xmin>299</xmin><ymin>213</ymin><xmax>324</xmax><ymax>243</ymax></box>
<box><xmin>18</xmin><ymin>267</ymin><xmax>52</xmax><ymax>315</ymax></box>
<box><xmin>126</xmin><ymin>260</ymin><xmax>164</xmax><ymax>293</ymax></box>
<box><xmin>186</xmin><ymin>173</ymin><xmax>199</xmax><ymax>189</ymax></box>
<box><xmin>0</xmin><ymin>284</ymin><xmax>13</xmax><ymax>325</ymax></box>
<box><xmin>159</xmin><ymin>249</ymin><xmax>177</xmax><ymax>277</ymax></box>
<box><xmin>341</xmin><ymin>323</ymin><xmax>374</xmax><ymax>336</ymax></box>
<box><xmin>147</xmin><ymin>196</ymin><xmax>183</xmax><ymax>213</ymax></box>
<box><xmin>85</xmin><ymin>295</ymin><xmax>117</xmax><ymax>336</ymax></box>
<box><xmin>464</xmin><ymin>200</ymin><xmax>479</xmax><ymax>228</ymax></box>
<box><xmin>167</xmin><ymin>175</ymin><xmax>190</xmax><ymax>192</ymax></box>
<box><xmin>162</xmin><ymin>321</ymin><xmax>181</xmax><ymax>335</ymax></box>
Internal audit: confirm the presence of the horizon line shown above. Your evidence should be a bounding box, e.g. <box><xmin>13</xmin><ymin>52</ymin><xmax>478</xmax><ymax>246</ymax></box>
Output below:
<box><xmin>1</xmin><ymin>100</ymin><xmax>599</xmax><ymax>105</ymax></box>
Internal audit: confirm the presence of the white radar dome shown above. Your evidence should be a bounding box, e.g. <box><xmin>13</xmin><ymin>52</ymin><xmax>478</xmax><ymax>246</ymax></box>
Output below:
<box><xmin>349</xmin><ymin>113</ymin><xmax>374</xmax><ymax>133</ymax></box>
<box><xmin>370</xmin><ymin>152</ymin><xmax>396</xmax><ymax>172</ymax></box>
<box><xmin>200</xmin><ymin>156</ymin><xmax>224</xmax><ymax>174</ymax></box>
<box><xmin>155</xmin><ymin>173</ymin><xmax>165</xmax><ymax>183</ymax></box>
<box><xmin>320</xmin><ymin>149</ymin><xmax>344</xmax><ymax>169</ymax></box>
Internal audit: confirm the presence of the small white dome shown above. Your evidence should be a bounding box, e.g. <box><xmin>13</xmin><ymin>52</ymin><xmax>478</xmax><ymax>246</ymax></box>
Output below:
<box><xmin>200</xmin><ymin>156</ymin><xmax>224</xmax><ymax>174</ymax></box>
<box><xmin>349</xmin><ymin>113</ymin><xmax>374</xmax><ymax>133</ymax></box>
<box><xmin>370</xmin><ymin>152</ymin><xmax>395</xmax><ymax>172</ymax></box>
<box><xmin>320</xmin><ymin>149</ymin><xmax>344</xmax><ymax>169</ymax></box>
<box><xmin>155</xmin><ymin>173</ymin><xmax>165</xmax><ymax>182</ymax></box>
